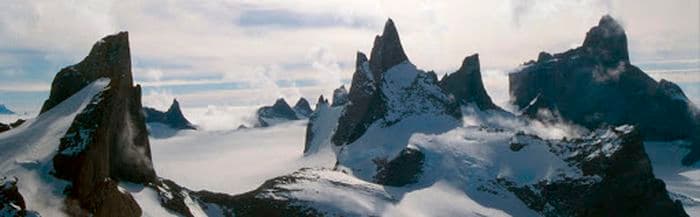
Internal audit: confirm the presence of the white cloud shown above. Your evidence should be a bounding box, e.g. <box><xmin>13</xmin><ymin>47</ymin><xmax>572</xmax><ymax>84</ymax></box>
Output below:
<box><xmin>0</xmin><ymin>0</ymin><xmax>697</xmax><ymax>109</ymax></box>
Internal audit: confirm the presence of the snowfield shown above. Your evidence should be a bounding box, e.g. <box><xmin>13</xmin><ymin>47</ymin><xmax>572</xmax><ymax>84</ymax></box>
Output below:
<box><xmin>149</xmin><ymin>120</ymin><xmax>336</xmax><ymax>195</ymax></box>
<box><xmin>0</xmin><ymin>78</ymin><xmax>110</xmax><ymax>216</ymax></box>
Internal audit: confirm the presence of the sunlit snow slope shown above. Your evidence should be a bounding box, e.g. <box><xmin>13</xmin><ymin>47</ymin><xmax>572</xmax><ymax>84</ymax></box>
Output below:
<box><xmin>0</xmin><ymin>78</ymin><xmax>110</xmax><ymax>216</ymax></box>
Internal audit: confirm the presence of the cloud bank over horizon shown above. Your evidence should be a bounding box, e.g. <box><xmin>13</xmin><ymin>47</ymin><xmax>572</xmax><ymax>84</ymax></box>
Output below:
<box><xmin>0</xmin><ymin>0</ymin><xmax>698</xmax><ymax>113</ymax></box>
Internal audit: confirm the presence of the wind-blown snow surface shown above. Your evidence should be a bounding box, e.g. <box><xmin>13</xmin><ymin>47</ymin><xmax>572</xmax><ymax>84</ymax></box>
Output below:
<box><xmin>0</xmin><ymin>78</ymin><xmax>110</xmax><ymax>216</ymax></box>
<box><xmin>149</xmin><ymin>120</ymin><xmax>336</xmax><ymax>195</ymax></box>
<box><xmin>147</xmin><ymin>102</ymin><xmax>698</xmax><ymax>216</ymax></box>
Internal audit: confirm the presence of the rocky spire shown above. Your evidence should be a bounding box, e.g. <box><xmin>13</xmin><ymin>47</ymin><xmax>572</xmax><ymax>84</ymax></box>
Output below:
<box><xmin>144</xmin><ymin>99</ymin><xmax>196</xmax><ymax>130</ymax></box>
<box><xmin>317</xmin><ymin>95</ymin><xmax>329</xmax><ymax>106</ymax></box>
<box><xmin>439</xmin><ymin>54</ymin><xmax>501</xmax><ymax>110</ymax></box>
<box><xmin>40</xmin><ymin>32</ymin><xmax>133</xmax><ymax>113</ymax></box>
<box><xmin>48</xmin><ymin>31</ymin><xmax>153</xmax><ymax>216</ymax></box>
<box><xmin>582</xmin><ymin>15</ymin><xmax>629</xmax><ymax>65</ymax></box>
<box><xmin>369</xmin><ymin>18</ymin><xmax>409</xmax><ymax>80</ymax></box>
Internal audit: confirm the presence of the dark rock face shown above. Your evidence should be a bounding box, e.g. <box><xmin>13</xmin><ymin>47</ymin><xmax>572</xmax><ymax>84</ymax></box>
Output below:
<box><xmin>331</xmin><ymin>85</ymin><xmax>349</xmax><ymax>107</ymax></box>
<box><xmin>373</xmin><ymin>147</ymin><xmax>425</xmax><ymax>187</ymax></box>
<box><xmin>0</xmin><ymin>119</ymin><xmax>24</xmax><ymax>134</ymax></box>
<box><xmin>0</xmin><ymin>123</ymin><xmax>9</xmax><ymax>134</ymax></box>
<box><xmin>331</xmin><ymin>19</ymin><xmax>461</xmax><ymax>146</ymax></box>
<box><xmin>293</xmin><ymin>97</ymin><xmax>313</xmax><ymax>118</ymax></box>
<box><xmin>154</xmin><ymin>175</ymin><xmax>324</xmax><ymax>217</ymax></box>
<box><xmin>509</xmin><ymin>15</ymin><xmax>700</xmax><ymax>164</ymax></box>
<box><xmin>369</xmin><ymin>18</ymin><xmax>409</xmax><ymax>81</ymax></box>
<box><xmin>581</xmin><ymin>15</ymin><xmax>629</xmax><ymax>66</ymax></box>
<box><xmin>144</xmin><ymin>99</ymin><xmax>196</xmax><ymax>130</ymax></box>
<box><xmin>502</xmin><ymin>126</ymin><xmax>688</xmax><ymax>216</ymax></box>
<box><xmin>48</xmin><ymin>32</ymin><xmax>155</xmax><ymax>216</ymax></box>
<box><xmin>0</xmin><ymin>177</ymin><xmax>38</xmax><ymax>217</ymax></box>
<box><xmin>40</xmin><ymin>33</ymin><xmax>132</xmax><ymax>114</ymax></box>
<box><xmin>331</xmin><ymin>52</ymin><xmax>379</xmax><ymax>146</ymax></box>
<box><xmin>9</xmin><ymin>119</ymin><xmax>24</xmax><ymax>128</ymax></box>
<box><xmin>0</xmin><ymin>105</ymin><xmax>15</xmax><ymax>115</ymax></box>
<box><xmin>256</xmin><ymin>98</ymin><xmax>299</xmax><ymax>127</ymax></box>
<box><xmin>439</xmin><ymin>54</ymin><xmax>502</xmax><ymax>110</ymax></box>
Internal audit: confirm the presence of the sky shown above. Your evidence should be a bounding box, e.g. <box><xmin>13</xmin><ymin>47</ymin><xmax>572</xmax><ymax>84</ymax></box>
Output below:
<box><xmin>0</xmin><ymin>0</ymin><xmax>698</xmax><ymax>114</ymax></box>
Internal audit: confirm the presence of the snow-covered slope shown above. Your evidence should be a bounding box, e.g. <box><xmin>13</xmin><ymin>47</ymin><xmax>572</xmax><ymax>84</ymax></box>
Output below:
<box><xmin>0</xmin><ymin>78</ymin><xmax>110</xmax><ymax>216</ymax></box>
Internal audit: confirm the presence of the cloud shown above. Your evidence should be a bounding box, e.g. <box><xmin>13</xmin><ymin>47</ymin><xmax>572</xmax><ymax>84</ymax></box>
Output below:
<box><xmin>237</xmin><ymin>9</ymin><xmax>376</xmax><ymax>29</ymax></box>
<box><xmin>0</xmin><ymin>0</ymin><xmax>697</xmax><ymax>112</ymax></box>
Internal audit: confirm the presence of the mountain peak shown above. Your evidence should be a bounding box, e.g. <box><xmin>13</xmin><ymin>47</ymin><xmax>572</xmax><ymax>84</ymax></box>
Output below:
<box><xmin>273</xmin><ymin>98</ymin><xmax>290</xmax><ymax>108</ymax></box>
<box><xmin>369</xmin><ymin>18</ymin><xmax>409</xmax><ymax>78</ymax></box>
<box><xmin>459</xmin><ymin>53</ymin><xmax>480</xmax><ymax>72</ymax></box>
<box><xmin>317</xmin><ymin>95</ymin><xmax>329</xmax><ymax>105</ymax></box>
<box><xmin>168</xmin><ymin>98</ymin><xmax>181</xmax><ymax>112</ymax></box>
<box><xmin>293</xmin><ymin>97</ymin><xmax>313</xmax><ymax>118</ymax></box>
<box><xmin>582</xmin><ymin>15</ymin><xmax>629</xmax><ymax>63</ymax></box>
<box><xmin>40</xmin><ymin>31</ymin><xmax>133</xmax><ymax>113</ymax></box>
<box><xmin>440</xmin><ymin>53</ymin><xmax>500</xmax><ymax>110</ymax></box>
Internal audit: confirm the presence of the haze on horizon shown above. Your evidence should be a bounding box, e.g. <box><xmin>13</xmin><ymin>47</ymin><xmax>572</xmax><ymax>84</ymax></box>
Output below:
<box><xmin>0</xmin><ymin>0</ymin><xmax>698</xmax><ymax>115</ymax></box>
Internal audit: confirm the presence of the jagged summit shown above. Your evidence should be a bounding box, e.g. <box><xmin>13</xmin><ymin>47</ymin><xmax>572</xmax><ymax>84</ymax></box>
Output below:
<box><xmin>509</xmin><ymin>15</ymin><xmax>700</xmax><ymax>165</ymax></box>
<box><xmin>439</xmin><ymin>53</ymin><xmax>501</xmax><ymax>110</ymax></box>
<box><xmin>293</xmin><ymin>97</ymin><xmax>313</xmax><ymax>118</ymax></box>
<box><xmin>582</xmin><ymin>15</ymin><xmax>629</xmax><ymax>65</ymax></box>
<box><xmin>331</xmin><ymin>18</ymin><xmax>461</xmax><ymax>148</ymax></box>
<box><xmin>317</xmin><ymin>95</ymin><xmax>329</xmax><ymax>106</ymax></box>
<box><xmin>256</xmin><ymin>98</ymin><xmax>299</xmax><ymax>127</ymax></box>
<box><xmin>369</xmin><ymin>18</ymin><xmax>409</xmax><ymax>80</ymax></box>
<box><xmin>40</xmin><ymin>31</ymin><xmax>132</xmax><ymax>113</ymax></box>
<box><xmin>144</xmin><ymin>98</ymin><xmax>196</xmax><ymax>130</ymax></box>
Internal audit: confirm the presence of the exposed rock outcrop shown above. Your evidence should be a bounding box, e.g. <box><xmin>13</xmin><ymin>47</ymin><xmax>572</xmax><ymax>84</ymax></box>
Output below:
<box><xmin>373</xmin><ymin>146</ymin><xmax>425</xmax><ymax>187</ymax></box>
<box><xmin>293</xmin><ymin>97</ymin><xmax>313</xmax><ymax>118</ymax></box>
<box><xmin>509</xmin><ymin>15</ymin><xmax>700</xmax><ymax>165</ymax></box>
<box><xmin>144</xmin><ymin>99</ymin><xmax>196</xmax><ymax>130</ymax></box>
<box><xmin>501</xmin><ymin>126</ymin><xmax>688</xmax><ymax>217</ymax></box>
<box><xmin>0</xmin><ymin>119</ymin><xmax>25</xmax><ymax>134</ymax></box>
<box><xmin>47</xmin><ymin>32</ymin><xmax>155</xmax><ymax>216</ymax></box>
<box><xmin>256</xmin><ymin>98</ymin><xmax>299</xmax><ymax>127</ymax></box>
<box><xmin>439</xmin><ymin>53</ymin><xmax>502</xmax><ymax>110</ymax></box>
<box><xmin>0</xmin><ymin>123</ymin><xmax>9</xmax><ymax>134</ymax></box>
<box><xmin>0</xmin><ymin>177</ymin><xmax>39</xmax><ymax>217</ymax></box>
